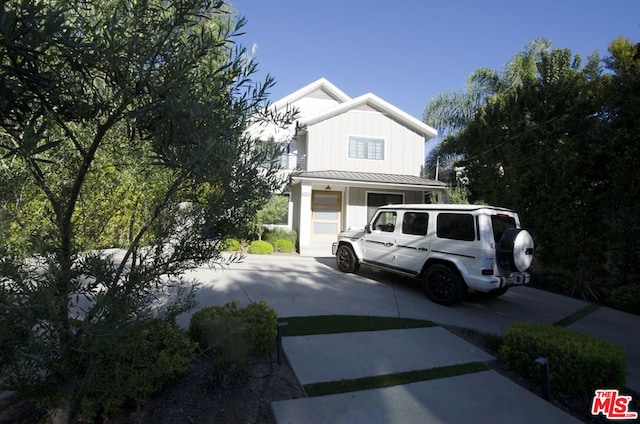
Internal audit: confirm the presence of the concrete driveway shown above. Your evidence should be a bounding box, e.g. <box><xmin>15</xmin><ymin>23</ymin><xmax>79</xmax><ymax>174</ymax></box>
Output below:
<box><xmin>176</xmin><ymin>253</ymin><xmax>640</xmax><ymax>394</ymax></box>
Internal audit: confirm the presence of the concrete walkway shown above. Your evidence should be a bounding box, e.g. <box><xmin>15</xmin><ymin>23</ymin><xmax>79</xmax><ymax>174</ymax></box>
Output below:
<box><xmin>177</xmin><ymin>254</ymin><xmax>640</xmax><ymax>422</ymax></box>
<box><xmin>283</xmin><ymin>327</ymin><xmax>494</xmax><ymax>385</ymax></box>
<box><xmin>272</xmin><ymin>370</ymin><xmax>580</xmax><ymax>424</ymax></box>
<box><xmin>272</xmin><ymin>327</ymin><xmax>580</xmax><ymax>423</ymax></box>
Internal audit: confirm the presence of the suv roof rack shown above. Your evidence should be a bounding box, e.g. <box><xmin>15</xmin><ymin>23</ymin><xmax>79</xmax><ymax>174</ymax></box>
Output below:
<box><xmin>377</xmin><ymin>204</ymin><xmax>515</xmax><ymax>213</ymax></box>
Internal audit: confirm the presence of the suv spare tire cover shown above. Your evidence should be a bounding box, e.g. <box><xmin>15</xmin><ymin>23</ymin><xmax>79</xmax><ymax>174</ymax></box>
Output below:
<box><xmin>497</xmin><ymin>228</ymin><xmax>534</xmax><ymax>272</ymax></box>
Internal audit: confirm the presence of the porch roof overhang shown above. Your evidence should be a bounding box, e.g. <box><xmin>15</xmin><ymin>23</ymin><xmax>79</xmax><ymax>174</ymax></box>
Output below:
<box><xmin>291</xmin><ymin>170</ymin><xmax>448</xmax><ymax>191</ymax></box>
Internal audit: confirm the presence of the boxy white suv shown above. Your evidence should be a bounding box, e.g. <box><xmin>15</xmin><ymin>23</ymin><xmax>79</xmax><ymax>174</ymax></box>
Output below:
<box><xmin>332</xmin><ymin>204</ymin><xmax>534</xmax><ymax>306</ymax></box>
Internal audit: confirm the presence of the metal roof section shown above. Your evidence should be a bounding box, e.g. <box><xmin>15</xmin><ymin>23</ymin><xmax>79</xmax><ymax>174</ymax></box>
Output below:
<box><xmin>300</xmin><ymin>93</ymin><xmax>438</xmax><ymax>140</ymax></box>
<box><xmin>292</xmin><ymin>170</ymin><xmax>447</xmax><ymax>189</ymax></box>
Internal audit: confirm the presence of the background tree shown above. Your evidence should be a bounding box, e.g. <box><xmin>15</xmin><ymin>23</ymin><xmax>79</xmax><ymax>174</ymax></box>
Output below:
<box><xmin>423</xmin><ymin>39</ymin><xmax>552</xmax><ymax>179</ymax></box>
<box><xmin>600</xmin><ymin>37</ymin><xmax>640</xmax><ymax>284</ymax></box>
<box><xmin>249</xmin><ymin>194</ymin><xmax>289</xmax><ymax>240</ymax></box>
<box><xmin>424</xmin><ymin>37</ymin><xmax>640</xmax><ymax>300</ymax></box>
<box><xmin>0</xmin><ymin>1</ymin><xmax>294</xmax><ymax>422</ymax></box>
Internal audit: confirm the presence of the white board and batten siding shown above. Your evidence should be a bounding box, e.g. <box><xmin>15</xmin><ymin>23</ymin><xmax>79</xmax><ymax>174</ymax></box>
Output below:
<box><xmin>305</xmin><ymin>108</ymin><xmax>425</xmax><ymax>176</ymax></box>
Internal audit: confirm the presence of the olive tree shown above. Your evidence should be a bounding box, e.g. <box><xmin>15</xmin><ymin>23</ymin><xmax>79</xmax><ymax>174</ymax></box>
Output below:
<box><xmin>0</xmin><ymin>0</ymin><xmax>293</xmax><ymax>421</ymax></box>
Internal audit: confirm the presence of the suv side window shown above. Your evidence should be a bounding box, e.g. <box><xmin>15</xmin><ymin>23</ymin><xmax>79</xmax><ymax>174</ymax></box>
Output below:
<box><xmin>372</xmin><ymin>211</ymin><xmax>397</xmax><ymax>232</ymax></box>
<box><xmin>402</xmin><ymin>212</ymin><xmax>429</xmax><ymax>236</ymax></box>
<box><xmin>491</xmin><ymin>214</ymin><xmax>516</xmax><ymax>242</ymax></box>
<box><xmin>436</xmin><ymin>213</ymin><xmax>475</xmax><ymax>241</ymax></box>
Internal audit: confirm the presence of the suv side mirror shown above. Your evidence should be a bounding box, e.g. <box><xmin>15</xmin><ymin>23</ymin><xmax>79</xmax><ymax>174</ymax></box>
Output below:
<box><xmin>365</xmin><ymin>224</ymin><xmax>371</xmax><ymax>233</ymax></box>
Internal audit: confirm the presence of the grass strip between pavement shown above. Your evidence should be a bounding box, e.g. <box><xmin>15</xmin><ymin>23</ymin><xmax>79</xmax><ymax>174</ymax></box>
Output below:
<box><xmin>303</xmin><ymin>362</ymin><xmax>490</xmax><ymax>397</ymax></box>
<box><xmin>553</xmin><ymin>303</ymin><xmax>600</xmax><ymax>327</ymax></box>
<box><xmin>278</xmin><ymin>315</ymin><xmax>486</xmax><ymax>398</ymax></box>
<box><xmin>278</xmin><ymin>315</ymin><xmax>437</xmax><ymax>337</ymax></box>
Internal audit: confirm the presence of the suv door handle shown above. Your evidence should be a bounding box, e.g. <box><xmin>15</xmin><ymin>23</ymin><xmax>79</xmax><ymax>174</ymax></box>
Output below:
<box><xmin>384</xmin><ymin>242</ymin><xmax>393</xmax><ymax>247</ymax></box>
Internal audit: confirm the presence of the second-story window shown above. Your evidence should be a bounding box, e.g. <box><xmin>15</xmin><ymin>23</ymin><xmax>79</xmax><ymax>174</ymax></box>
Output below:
<box><xmin>349</xmin><ymin>136</ymin><xmax>384</xmax><ymax>160</ymax></box>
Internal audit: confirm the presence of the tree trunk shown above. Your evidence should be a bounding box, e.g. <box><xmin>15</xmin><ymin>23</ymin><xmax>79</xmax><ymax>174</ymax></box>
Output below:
<box><xmin>48</xmin><ymin>402</ymin><xmax>70</xmax><ymax>424</ymax></box>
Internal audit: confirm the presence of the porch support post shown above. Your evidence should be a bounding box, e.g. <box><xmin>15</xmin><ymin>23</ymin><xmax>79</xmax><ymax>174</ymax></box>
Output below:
<box><xmin>299</xmin><ymin>183</ymin><xmax>312</xmax><ymax>255</ymax></box>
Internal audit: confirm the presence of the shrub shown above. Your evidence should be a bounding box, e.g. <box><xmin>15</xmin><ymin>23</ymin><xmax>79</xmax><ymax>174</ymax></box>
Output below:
<box><xmin>272</xmin><ymin>238</ymin><xmax>295</xmax><ymax>253</ymax></box>
<box><xmin>608</xmin><ymin>284</ymin><xmax>640</xmax><ymax>315</ymax></box>
<box><xmin>263</xmin><ymin>228</ymin><xmax>297</xmax><ymax>245</ymax></box>
<box><xmin>530</xmin><ymin>266</ymin><xmax>610</xmax><ymax>302</ymax></box>
<box><xmin>189</xmin><ymin>300</ymin><xmax>278</xmax><ymax>365</ymax></box>
<box><xmin>80</xmin><ymin>319</ymin><xmax>196</xmax><ymax>420</ymax></box>
<box><xmin>247</xmin><ymin>240</ymin><xmax>273</xmax><ymax>254</ymax></box>
<box><xmin>529</xmin><ymin>266</ymin><xmax>569</xmax><ymax>293</ymax></box>
<box><xmin>242</xmin><ymin>301</ymin><xmax>278</xmax><ymax>354</ymax></box>
<box><xmin>189</xmin><ymin>301</ymin><xmax>242</xmax><ymax>351</ymax></box>
<box><xmin>220</xmin><ymin>238</ymin><xmax>241</xmax><ymax>251</ymax></box>
<box><xmin>189</xmin><ymin>301</ymin><xmax>251</xmax><ymax>366</ymax></box>
<box><xmin>499</xmin><ymin>322</ymin><xmax>626</xmax><ymax>398</ymax></box>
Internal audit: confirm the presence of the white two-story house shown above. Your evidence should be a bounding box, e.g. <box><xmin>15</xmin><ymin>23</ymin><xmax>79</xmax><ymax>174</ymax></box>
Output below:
<box><xmin>252</xmin><ymin>78</ymin><xmax>446</xmax><ymax>256</ymax></box>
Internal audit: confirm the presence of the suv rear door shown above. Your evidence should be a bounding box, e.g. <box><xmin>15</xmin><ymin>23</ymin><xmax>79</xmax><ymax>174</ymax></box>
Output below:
<box><xmin>429</xmin><ymin>211</ymin><xmax>480</xmax><ymax>274</ymax></box>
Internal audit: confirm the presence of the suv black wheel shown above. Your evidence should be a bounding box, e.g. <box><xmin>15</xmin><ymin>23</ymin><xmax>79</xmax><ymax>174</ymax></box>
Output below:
<box><xmin>336</xmin><ymin>244</ymin><xmax>360</xmax><ymax>273</ymax></box>
<box><xmin>423</xmin><ymin>264</ymin><xmax>467</xmax><ymax>306</ymax></box>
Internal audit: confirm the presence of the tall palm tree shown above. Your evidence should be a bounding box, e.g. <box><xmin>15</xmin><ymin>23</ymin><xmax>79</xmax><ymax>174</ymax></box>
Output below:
<box><xmin>423</xmin><ymin>38</ymin><xmax>552</xmax><ymax>137</ymax></box>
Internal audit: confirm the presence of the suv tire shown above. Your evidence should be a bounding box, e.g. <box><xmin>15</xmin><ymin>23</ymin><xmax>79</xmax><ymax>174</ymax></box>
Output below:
<box><xmin>336</xmin><ymin>244</ymin><xmax>360</xmax><ymax>273</ymax></box>
<box><xmin>497</xmin><ymin>228</ymin><xmax>535</xmax><ymax>272</ymax></box>
<box><xmin>423</xmin><ymin>264</ymin><xmax>467</xmax><ymax>306</ymax></box>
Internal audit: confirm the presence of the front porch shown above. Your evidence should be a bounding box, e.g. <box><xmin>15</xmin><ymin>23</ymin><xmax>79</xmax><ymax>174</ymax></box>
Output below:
<box><xmin>290</xmin><ymin>171</ymin><xmax>446</xmax><ymax>257</ymax></box>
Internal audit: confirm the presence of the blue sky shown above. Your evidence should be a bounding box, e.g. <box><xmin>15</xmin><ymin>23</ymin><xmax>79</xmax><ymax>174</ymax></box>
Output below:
<box><xmin>232</xmin><ymin>0</ymin><xmax>640</xmax><ymax>124</ymax></box>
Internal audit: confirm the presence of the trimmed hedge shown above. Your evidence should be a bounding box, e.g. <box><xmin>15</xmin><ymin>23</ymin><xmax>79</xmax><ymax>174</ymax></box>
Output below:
<box><xmin>189</xmin><ymin>300</ymin><xmax>277</xmax><ymax>366</ymax></box>
<box><xmin>263</xmin><ymin>228</ymin><xmax>297</xmax><ymax>245</ymax></box>
<box><xmin>499</xmin><ymin>322</ymin><xmax>626</xmax><ymax>398</ymax></box>
<box><xmin>248</xmin><ymin>240</ymin><xmax>273</xmax><ymax>254</ymax></box>
<box><xmin>273</xmin><ymin>238</ymin><xmax>295</xmax><ymax>253</ymax></box>
<box><xmin>242</xmin><ymin>301</ymin><xmax>279</xmax><ymax>354</ymax></box>
<box><xmin>220</xmin><ymin>238</ymin><xmax>241</xmax><ymax>252</ymax></box>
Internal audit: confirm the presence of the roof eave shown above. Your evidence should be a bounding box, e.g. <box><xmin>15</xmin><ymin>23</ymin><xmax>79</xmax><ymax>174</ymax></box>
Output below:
<box><xmin>300</xmin><ymin>93</ymin><xmax>438</xmax><ymax>140</ymax></box>
<box><xmin>291</xmin><ymin>175</ymin><xmax>447</xmax><ymax>190</ymax></box>
<box><xmin>271</xmin><ymin>78</ymin><xmax>351</xmax><ymax>110</ymax></box>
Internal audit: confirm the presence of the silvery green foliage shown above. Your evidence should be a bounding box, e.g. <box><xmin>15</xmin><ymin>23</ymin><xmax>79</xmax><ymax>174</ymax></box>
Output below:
<box><xmin>0</xmin><ymin>1</ymin><xmax>295</xmax><ymax>421</ymax></box>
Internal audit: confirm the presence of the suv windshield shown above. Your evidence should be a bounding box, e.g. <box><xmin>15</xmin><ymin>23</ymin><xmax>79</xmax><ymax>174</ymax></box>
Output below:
<box><xmin>491</xmin><ymin>214</ymin><xmax>516</xmax><ymax>243</ymax></box>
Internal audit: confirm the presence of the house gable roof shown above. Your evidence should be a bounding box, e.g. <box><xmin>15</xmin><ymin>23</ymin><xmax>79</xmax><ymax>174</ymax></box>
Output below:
<box><xmin>272</xmin><ymin>78</ymin><xmax>351</xmax><ymax>110</ymax></box>
<box><xmin>300</xmin><ymin>93</ymin><xmax>438</xmax><ymax>140</ymax></box>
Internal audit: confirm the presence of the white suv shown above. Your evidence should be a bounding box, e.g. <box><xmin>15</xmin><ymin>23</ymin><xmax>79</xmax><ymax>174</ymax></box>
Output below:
<box><xmin>332</xmin><ymin>204</ymin><xmax>534</xmax><ymax>306</ymax></box>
